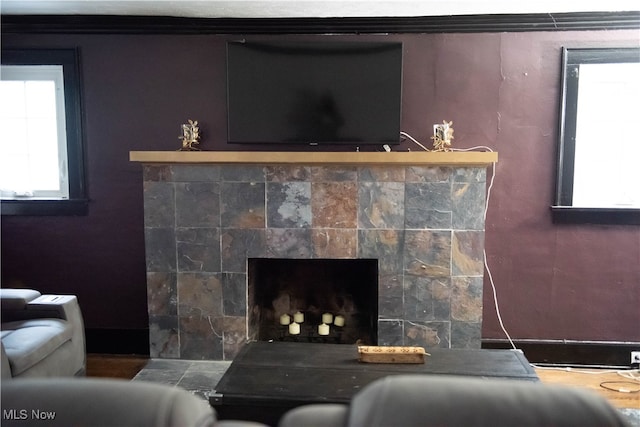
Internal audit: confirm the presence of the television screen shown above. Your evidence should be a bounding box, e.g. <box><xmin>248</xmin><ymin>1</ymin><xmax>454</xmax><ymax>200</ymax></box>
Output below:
<box><xmin>226</xmin><ymin>40</ymin><xmax>403</xmax><ymax>145</ymax></box>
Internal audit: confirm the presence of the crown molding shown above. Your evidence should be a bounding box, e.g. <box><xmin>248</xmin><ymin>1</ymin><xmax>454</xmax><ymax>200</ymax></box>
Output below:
<box><xmin>2</xmin><ymin>11</ymin><xmax>639</xmax><ymax>35</ymax></box>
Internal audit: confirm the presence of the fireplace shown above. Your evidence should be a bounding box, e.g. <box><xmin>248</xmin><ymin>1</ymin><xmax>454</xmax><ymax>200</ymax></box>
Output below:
<box><xmin>134</xmin><ymin>151</ymin><xmax>496</xmax><ymax>360</ymax></box>
<box><xmin>248</xmin><ymin>258</ymin><xmax>378</xmax><ymax>345</ymax></box>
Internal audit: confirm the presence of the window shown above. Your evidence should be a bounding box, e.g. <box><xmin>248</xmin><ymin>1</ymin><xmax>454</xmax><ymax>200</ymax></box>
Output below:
<box><xmin>554</xmin><ymin>47</ymin><xmax>640</xmax><ymax>225</ymax></box>
<box><xmin>0</xmin><ymin>49</ymin><xmax>87</xmax><ymax>215</ymax></box>
<box><xmin>1</xmin><ymin>65</ymin><xmax>69</xmax><ymax>199</ymax></box>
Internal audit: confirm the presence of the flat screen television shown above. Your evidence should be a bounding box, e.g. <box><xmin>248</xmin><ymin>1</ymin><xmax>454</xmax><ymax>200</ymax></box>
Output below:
<box><xmin>226</xmin><ymin>40</ymin><xmax>403</xmax><ymax>146</ymax></box>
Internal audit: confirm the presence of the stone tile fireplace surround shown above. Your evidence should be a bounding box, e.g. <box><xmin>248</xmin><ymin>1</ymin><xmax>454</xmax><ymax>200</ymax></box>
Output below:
<box><xmin>132</xmin><ymin>151</ymin><xmax>497</xmax><ymax>360</ymax></box>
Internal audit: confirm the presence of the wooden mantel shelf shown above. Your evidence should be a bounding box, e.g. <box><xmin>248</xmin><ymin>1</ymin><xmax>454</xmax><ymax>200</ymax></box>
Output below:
<box><xmin>129</xmin><ymin>151</ymin><xmax>497</xmax><ymax>166</ymax></box>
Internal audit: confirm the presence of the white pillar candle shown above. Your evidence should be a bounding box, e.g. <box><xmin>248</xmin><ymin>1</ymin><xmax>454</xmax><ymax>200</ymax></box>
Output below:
<box><xmin>334</xmin><ymin>315</ymin><xmax>345</xmax><ymax>327</ymax></box>
<box><xmin>279</xmin><ymin>314</ymin><xmax>291</xmax><ymax>325</ymax></box>
<box><xmin>322</xmin><ymin>313</ymin><xmax>333</xmax><ymax>324</ymax></box>
<box><xmin>289</xmin><ymin>322</ymin><xmax>300</xmax><ymax>335</ymax></box>
<box><xmin>293</xmin><ymin>311</ymin><xmax>304</xmax><ymax>323</ymax></box>
<box><xmin>318</xmin><ymin>323</ymin><xmax>330</xmax><ymax>336</ymax></box>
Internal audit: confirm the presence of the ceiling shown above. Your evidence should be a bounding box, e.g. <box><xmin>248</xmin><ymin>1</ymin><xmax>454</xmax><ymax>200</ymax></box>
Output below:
<box><xmin>1</xmin><ymin>0</ymin><xmax>639</xmax><ymax>19</ymax></box>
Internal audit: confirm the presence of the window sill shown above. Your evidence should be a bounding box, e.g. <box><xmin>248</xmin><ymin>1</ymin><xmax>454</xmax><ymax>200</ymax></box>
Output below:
<box><xmin>551</xmin><ymin>206</ymin><xmax>640</xmax><ymax>225</ymax></box>
<box><xmin>1</xmin><ymin>199</ymin><xmax>89</xmax><ymax>216</ymax></box>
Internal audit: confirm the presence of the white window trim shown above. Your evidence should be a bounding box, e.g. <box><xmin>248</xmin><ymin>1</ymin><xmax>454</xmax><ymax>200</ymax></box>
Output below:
<box><xmin>572</xmin><ymin>62</ymin><xmax>640</xmax><ymax>209</ymax></box>
<box><xmin>1</xmin><ymin>64</ymin><xmax>70</xmax><ymax>200</ymax></box>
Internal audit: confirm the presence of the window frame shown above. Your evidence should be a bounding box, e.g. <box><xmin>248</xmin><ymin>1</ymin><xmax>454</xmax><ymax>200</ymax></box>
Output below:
<box><xmin>1</xmin><ymin>48</ymin><xmax>88</xmax><ymax>216</ymax></box>
<box><xmin>553</xmin><ymin>47</ymin><xmax>640</xmax><ymax>225</ymax></box>
<box><xmin>1</xmin><ymin>64</ymin><xmax>70</xmax><ymax>200</ymax></box>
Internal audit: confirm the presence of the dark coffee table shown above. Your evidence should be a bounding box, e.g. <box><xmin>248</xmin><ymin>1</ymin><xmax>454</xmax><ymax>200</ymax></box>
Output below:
<box><xmin>211</xmin><ymin>341</ymin><xmax>537</xmax><ymax>425</ymax></box>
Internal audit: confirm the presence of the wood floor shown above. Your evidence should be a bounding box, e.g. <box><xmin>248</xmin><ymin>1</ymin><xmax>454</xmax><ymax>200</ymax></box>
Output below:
<box><xmin>534</xmin><ymin>366</ymin><xmax>640</xmax><ymax>410</ymax></box>
<box><xmin>86</xmin><ymin>354</ymin><xmax>148</xmax><ymax>380</ymax></box>
<box><xmin>86</xmin><ymin>354</ymin><xmax>640</xmax><ymax>410</ymax></box>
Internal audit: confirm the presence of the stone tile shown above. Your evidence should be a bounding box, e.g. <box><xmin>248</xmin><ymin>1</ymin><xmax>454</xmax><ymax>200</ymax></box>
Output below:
<box><xmin>311</xmin><ymin>182</ymin><xmax>357</xmax><ymax>228</ymax></box>
<box><xmin>147</xmin><ymin>272</ymin><xmax>177</xmax><ymax>316</ymax></box>
<box><xmin>452</xmin><ymin>231</ymin><xmax>485</xmax><ymax>275</ymax></box>
<box><xmin>266</xmin><ymin>182</ymin><xmax>312</xmax><ymax>228</ymax></box>
<box><xmin>179</xmin><ymin>316</ymin><xmax>224</xmax><ymax>360</ymax></box>
<box><xmin>176</xmin><ymin>370</ymin><xmax>221</xmax><ymax>399</ymax></box>
<box><xmin>143</xmin><ymin>165</ymin><xmax>172</xmax><ymax>182</ymax></box>
<box><xmin>133</xmin><ymin>367</ymin><xmax>183</xmax><ymax>386</ymax></box>
<box><xmin>175</xmin><ymin>182</ymin><xmax>220</xmax><ymax>227</ymax></box>
<box><xmin>222</xmin><ymin>273</ymin><xmax>246</xmax><ymax>316</ymax></box>
<box><xmin>172</xmin><ymin>164</ymin><xmax>221</xmax><ymax>182</ymax></box>
<box><xmin>142</xmin><ymin>163</ymin><xmax>490</xmax><ymax>358</ymax></box>
<box><xmin>266</xmin><ymin>228</ymin><xmax>312</xmax><ymax>258</ymax></box>
<box><xmin>358</xmin><ymin>229</ymin><xmax>404</xmax><ymax>275</ymax></box>
<box><xmin>144</xmin><ymin>227</ymin><xmax>177</xmax><ymax>273</ymax></box>
<box><xmin>310</xmin><ymin>166</ymin><xmax>357</xmax><ymax>182</ymax></box>
<box><xmin>176</xmin><ymin>228</ymin><xmax>221</xmax><ymax>273</ymax></box>
<box><xmin>142</xmin><ymin>358</ymin><xmax>192</xmax><ymax>372</ymax></box>
<box><xmin>358</xmin><ymin>181</ymin><xmax>405</xmax><ymax>229</ymax></box>
<box><xmin>453</xmin><ymin>167</ymin><xmax>486</xmax><ymax>183</ymax></box>
<box><xmin>311</xmin><ymin>229</ymin><xmax>357</xmax><ymax>258</ymax></box>
<box><xmin>266</xmin><ymin>165</ymin><xmax>311</xmax><ymax>182</ymax></box>
<box><xmin>220</xmin><ymin>182</ymin><xmax>265</xmax><ymax>228</ymax></box>
<box><xmin>133</xmin><ymin>360</ymin><xmax>232</xmax><ymax>399</ymax></box>
<box><xmin>220</xmin><ymin>165</ymin><xmax>265</xmax><ymax>182</ymax></box>
<box><xmin>177</xmin><ymin>273</ymin><xmax>223</xmax><ymax>318</ymax></box>
<box><xmin>143</xmin><ymin>182</ymin><xmax>175</xmax><ymax>227</ymax></box>
<box><xmin>451</xmin><ymin>276</ymin><xmax>483</xmax><ymax>323</ymax></box>
<box><xmin>451</xmin><ymin>321</ymin><xmax>482</xmax><ymax>349</ymax></box>
<box><xmin>452</xmin><ymin>182</ymin><xmax>486</xmax><ymax>230</ymax></box>
<box><xmin>404</xmin><ymin>230</ymin><xmax>451</xmax><ymax>277</ymax></box>
<box><xmin>406</xmin><ymin>166</ymin><xmax>452</xmax><ymax>183</ymax></box>
<box><xmin>404</xmin><ymin>182</ymin><xmax>452</xmax><ymax>229</ymax></box>
<box><xmin>220</xmin><ymin>228</ymin><xmax>266</xmax><ymax>273</ymax></box>
<box><xmin>404</xmin><ymin>276</ymin><xmax>451</xmax><ymax>321</ymax></box>
<box><xmin>358</xmin><ymin>166</ymin><xmax>405</xmax><ymax>182</ymax></box>
<box><xmin>185</xmin><ymin>360</ymin><xmax>232</xmax><ymax>373</ymax></box>
<box><xmin>149</xmin><ymin>315</ymin><xmax>180</xmax><ymax>358</ymax></box>
<box><xmin>377</xmin><ymin>319</ymin><xmax>404</xmax><ymax>346</ymax></box>
<box><xmin>378</xmin><ymin>273</ymin><xmax>403</xmax><ymax>318</ymax></box>
<box><xmin>223</xmin><ymin>317</ymin><xmax>247</xmax><ymax>360</ymax></box>
<box><xmin>404</xmin><ymin>321</ymin><xmax>450</xmax><ymax>349</ymax></box>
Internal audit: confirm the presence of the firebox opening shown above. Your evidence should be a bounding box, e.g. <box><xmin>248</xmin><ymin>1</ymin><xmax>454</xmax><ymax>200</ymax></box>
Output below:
<box><xmin>248</xmin><ymin>258</ymin><xmax>378</xmax><ymax>345</ymax></box>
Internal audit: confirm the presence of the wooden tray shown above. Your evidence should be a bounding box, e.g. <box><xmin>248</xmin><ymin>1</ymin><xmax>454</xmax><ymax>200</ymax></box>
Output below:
<box><xmin>358</xmin><ymin>346</ymin><xmax>429</xmax><ymax>364</ymax></box>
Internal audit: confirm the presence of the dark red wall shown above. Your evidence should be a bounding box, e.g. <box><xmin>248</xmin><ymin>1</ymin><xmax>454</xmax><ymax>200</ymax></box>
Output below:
<box><xmin>2</xmin><ymin>30</ymin><xmax>638</xmax><ymax>348</ymax></box>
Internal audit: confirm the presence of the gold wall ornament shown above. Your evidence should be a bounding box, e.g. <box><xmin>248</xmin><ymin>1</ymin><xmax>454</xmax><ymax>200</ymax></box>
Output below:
<box><xmin>431</xmin><ymin>120</ymin><xmax>454</xmax><ymax>152</ymax></box>
<box><xmin>178</xmin><ymin>119</ymin><xmax>201</xmax><ymax>151</ymax></box>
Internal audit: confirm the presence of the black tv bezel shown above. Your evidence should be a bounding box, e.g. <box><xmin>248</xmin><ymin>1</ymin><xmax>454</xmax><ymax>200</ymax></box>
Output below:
<box><xmin>225</xmin><ymin>40</ymin><xmax>404</xmax><ymax>146</ymax></box>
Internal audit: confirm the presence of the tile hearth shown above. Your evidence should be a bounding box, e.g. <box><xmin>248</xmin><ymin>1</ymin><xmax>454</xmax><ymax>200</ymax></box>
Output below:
<box><xmin>130</xmin><ymin>358</ymin><xmax>640</xmax><ymax>426</ymax></box>
<box><xmin>141</xmin><ymin>161</ymin><xmax>489</xmax><ymax>360</ymax></box>
<box><xmin>133</xmin><ymin>359</ymin><xmax>231</xmax><ymax>401</ymax></box>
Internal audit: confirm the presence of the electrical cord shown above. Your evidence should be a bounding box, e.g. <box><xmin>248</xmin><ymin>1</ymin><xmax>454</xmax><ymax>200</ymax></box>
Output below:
<box><xmin>599</xmin><ymin>381</ymin><xmax>640</xmax><ymax>393</ymax></box>
<box><xmin>399</xmin><ymin>131</ymin><xmax>639</xmax><ymax>386</ymax></box>
<box><xmin>400</xmin><ymin>131</ymin><xmax>432</xmax><ymax>152</ymax></box>
<box><xmin>399</xmin><ymin>131</ymin><xmax>515</xmax><ymax>349</ymax></box>
<box><xmin>453</xmin><ymin>147</ymin><xmax>517</xmax><ymax>350</ymax></box>
<box><xmin>531</xmin><ymin>365</ymin><xmax>640</xmax><ymax>393</ymax></box>
<box><xmin>533</xmin><ymin>366</ymin><xmax>640</xmax><ymax>377</ymax></box>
